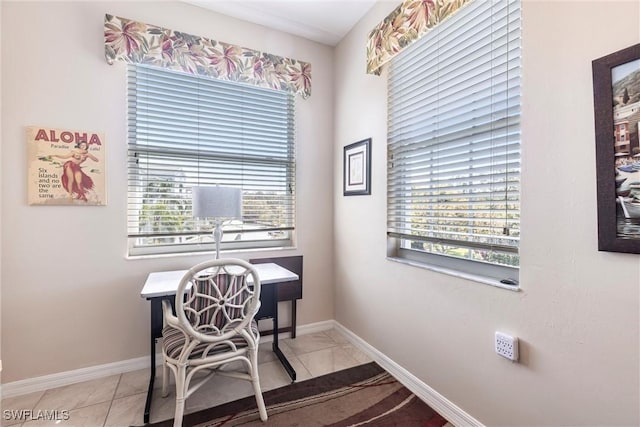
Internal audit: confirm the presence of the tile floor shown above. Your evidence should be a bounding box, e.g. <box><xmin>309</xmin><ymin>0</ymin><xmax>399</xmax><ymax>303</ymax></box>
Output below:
<box><xmin>1</xmin><ymin>329</ymin><xmax>374</xmax><ymax>427</ymax></box>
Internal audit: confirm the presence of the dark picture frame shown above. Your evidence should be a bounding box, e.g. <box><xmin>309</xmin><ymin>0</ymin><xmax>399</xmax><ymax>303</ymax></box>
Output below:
<box><xmin>593</xmin><ymin>43</ymin><xmax>640</xmax><ymax>253</ymax></box>
<box><xmin>343</xmin><ymin>138</ymin><xmax>371</xmax><ymax>196</ymax></box>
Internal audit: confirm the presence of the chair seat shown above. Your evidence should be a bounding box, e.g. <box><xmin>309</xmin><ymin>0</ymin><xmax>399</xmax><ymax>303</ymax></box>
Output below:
<box><xmin>162</xmin><ymin>320</ymin><xmax>259</xmax><ymax>360</ymax></box>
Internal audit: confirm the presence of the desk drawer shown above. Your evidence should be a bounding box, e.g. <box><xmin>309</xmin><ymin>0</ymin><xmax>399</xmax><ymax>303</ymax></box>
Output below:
<box><xmin>251</xmin><ymin>255</ymin><xmax>303</xmax><ymax>303</ymax></box>
<box><xmin>277</xmin><ymin>281</ymin><xmax>302</xmax><ymax>301</ymax></box>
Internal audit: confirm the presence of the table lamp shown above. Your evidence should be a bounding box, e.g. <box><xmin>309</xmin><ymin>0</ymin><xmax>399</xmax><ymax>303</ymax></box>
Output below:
<box><xmin>192</xmin><ymin>186</ymin><xmax>242</xmax><ymax>259</ymax></box>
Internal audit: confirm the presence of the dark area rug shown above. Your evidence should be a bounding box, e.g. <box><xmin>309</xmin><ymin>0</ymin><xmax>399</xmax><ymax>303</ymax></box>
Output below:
<box><xmin>149</xmin><ymin>362</ymin><xmax>448</xmax><ymax>427</ymax></box>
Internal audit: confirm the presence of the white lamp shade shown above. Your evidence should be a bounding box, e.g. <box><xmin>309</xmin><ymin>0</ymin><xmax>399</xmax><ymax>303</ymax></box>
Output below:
<box><xmin>192</xmin><ymin>186</ymin><xmax>242</xmax><ymax>219</ymax></box>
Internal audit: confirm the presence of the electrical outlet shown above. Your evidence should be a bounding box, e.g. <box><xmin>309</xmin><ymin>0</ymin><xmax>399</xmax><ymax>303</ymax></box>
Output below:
<box><xmin>495</xmin><ymin>332</ymin><xmax>519</xmax><ymax>361</ymax></box>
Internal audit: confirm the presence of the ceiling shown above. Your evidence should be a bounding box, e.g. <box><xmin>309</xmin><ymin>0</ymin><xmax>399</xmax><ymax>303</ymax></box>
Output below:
<box><xmin>184</xmin><ymin>1</ymin><xmax>378</xmax><ymax>46</ymax></box>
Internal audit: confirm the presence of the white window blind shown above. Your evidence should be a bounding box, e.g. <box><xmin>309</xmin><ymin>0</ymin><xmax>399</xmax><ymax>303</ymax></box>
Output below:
<box><xmin>387</xmin><ymin>0</ymin><xmax>521</xmax><ymax>273</ymax></box>
<box><xmin>127</xmin><ymin>64</ymin><xmax>295</xmax><ymax>256</ymax></box>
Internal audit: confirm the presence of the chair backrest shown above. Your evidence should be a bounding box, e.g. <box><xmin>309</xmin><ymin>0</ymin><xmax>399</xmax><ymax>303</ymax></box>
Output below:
<box><xmin>175</xmin><ymin>258</ymin><xmax>261</xmax><ymax>343</ymax></box>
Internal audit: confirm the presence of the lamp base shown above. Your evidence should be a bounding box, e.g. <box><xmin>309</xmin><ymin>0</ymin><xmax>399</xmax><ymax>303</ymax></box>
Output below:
<box><xmin>213</xmin><ymin>219</ymin><xmax>223</xmax><ymax>259</ymax></box>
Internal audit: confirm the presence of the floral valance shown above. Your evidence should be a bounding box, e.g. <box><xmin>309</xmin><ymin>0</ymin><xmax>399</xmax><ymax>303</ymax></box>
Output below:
<box><xmin>104</xmin><ymin>14</ymin><xmax>311</xmax><ymax>98</ymax></box>
<box><xmin>367</xmin><ymin>0</ymin><xmax>471</xmax><ymax>75</ymax></box>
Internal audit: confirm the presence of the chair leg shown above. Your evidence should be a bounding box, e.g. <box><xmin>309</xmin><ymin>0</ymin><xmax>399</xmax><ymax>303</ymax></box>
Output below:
<box><xmin>252</xmin><ymin>379</ymin><xmax>267</xmax><ymax>422</ymax></box>
<box><xmin>173</xmin><ymin>365</ymin><xmax>187</xmax><ymax>427</ymax></box>
<box><xmin>249</xmin><ymin>349</ymin><xmax>268</xmax><ymax>422</ymax></box>
<box><xmin>161</xmin><ymin>361</ymin><xmax>169</xmax><ymax>398</ymax></box>
<box><xmin>173</xmin><ymin>399</ymin><xmax>185</xmax><ymax>427</ymax></box>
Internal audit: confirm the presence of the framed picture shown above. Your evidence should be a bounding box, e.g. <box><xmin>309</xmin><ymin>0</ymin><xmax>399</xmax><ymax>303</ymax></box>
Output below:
<box><xmin>343</xmin><ymin>138</ymin><xmax>371</xmax><ymax>196</ymax></box>
<box><xmin>27</xmin><ymin>126</ymin><xmax>107</xmax><ymax>206</ymax></box>
<box><xmin>593</xmin><ymin>43</ymin><xmax>640</xmax><ymax>253</ymax></box>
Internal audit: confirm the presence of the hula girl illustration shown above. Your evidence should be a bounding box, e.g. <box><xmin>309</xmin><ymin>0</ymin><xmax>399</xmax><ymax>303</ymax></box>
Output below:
<box><xmin>52</xmin><ymin>141</ymin><xmax>99</xmax><ymax>201</ymax></box>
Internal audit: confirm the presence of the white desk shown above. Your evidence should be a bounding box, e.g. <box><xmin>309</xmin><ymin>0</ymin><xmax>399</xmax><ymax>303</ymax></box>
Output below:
<box><xmin>140</xmin><ymin>263</ymin><xmax>299</xmax><ymax>298</ymax></box>
<box><xmin>140</xmin><ymin>262</ymin><xmax>299</xmax><ymax>424</ymax></box>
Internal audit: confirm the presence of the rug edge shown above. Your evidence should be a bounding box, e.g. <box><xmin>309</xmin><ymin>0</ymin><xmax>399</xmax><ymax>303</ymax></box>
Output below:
<box><xmin>149</xmin><ymin>362</ymin><xmax>384</xmax><ymax>427</ymax></box>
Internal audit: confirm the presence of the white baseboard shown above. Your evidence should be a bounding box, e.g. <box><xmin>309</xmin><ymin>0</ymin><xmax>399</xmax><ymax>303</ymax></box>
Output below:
<box><xmin>291</xmin><ymin>319</ymin><xmax>335</xmax><ymax>335</ymax></box>
<box><xmin>1</xmin><ymin>356</ymin><xmax>151</xmax><ymax>399</ymax></box>
<box><xmin>1</xmin><ymin>319</ymin><xmax>337</xmax><ymax>399</ymax></box>
<box><xmin>334</xmin><ymin>322</ymin><xmax>484</xmax><ymax>427</ymax></box>
<box><xmin>3</xmin><ymin>318</ymin><xmax>482</xmax><ymax>427</ymax></box>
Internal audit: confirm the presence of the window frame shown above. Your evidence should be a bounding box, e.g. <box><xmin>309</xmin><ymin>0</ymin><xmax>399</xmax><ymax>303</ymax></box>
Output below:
<box><xmin>126</xmin><ymin>64</ymin><xmax>297</xmax><ymax>257</ymax></box>
<box><xmin>385</xmin><ymin>0</ymin><xmax>522</xmax><ymax>287</ymax></box>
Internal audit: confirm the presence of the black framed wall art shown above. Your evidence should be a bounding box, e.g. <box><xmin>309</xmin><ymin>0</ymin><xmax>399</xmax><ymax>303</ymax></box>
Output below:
<box><xmin>343</xmin><ymin>138</ymin><xmax>371</xmax><ymax>196</ymax></box>
<box><xmin>593</xmin><ymin>43</ymin><xmax>640</xmax><ymax>253</ymax></box>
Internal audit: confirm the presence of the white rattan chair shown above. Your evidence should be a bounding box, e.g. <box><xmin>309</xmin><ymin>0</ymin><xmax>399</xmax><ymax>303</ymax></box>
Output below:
<box><xmin>161</xmin><ymin>258</ymin><xmax>267</xmax><ymax>426</ymax></box>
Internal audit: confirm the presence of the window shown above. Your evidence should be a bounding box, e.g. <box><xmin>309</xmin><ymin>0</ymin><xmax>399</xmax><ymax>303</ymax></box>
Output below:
<box><xmin>127</xmin><ymin>65</ymin><xmax>295</xmax><ymax>256</ymax></box>
<box><xmin>387</xmin><ymin>0</ymin><xmax>521</xmax><ymax>281</ymax></box>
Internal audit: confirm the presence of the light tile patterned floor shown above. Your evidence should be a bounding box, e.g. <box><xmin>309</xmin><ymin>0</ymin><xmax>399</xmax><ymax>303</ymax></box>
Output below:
<box><xmin>2</xmin><ymin>329</ymin><xmax>373</xmax><ymax>427</ymax></box>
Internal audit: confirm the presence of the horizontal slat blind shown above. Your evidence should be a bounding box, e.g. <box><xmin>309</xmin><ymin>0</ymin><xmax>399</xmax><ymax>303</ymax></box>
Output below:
<box><xmin>127</xmin><ymin>64</ymin><xmax>295</xmax><ymax>254</ymax></box>
<box><xmin>387</xmin><ymin>0</ymin><xmax>521</xmax><ymax>267</ymax></box>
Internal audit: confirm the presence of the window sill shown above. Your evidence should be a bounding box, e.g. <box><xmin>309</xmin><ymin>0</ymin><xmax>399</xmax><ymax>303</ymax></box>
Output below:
<box><xmin>126</xmin><ymin>245</ymin><xmax>298</xmax><ymax>261</ymax></box>
<box><xmin>386</xmin><ymin>256</ymin><xmax>520</xmax><ymax>292</ymax></box>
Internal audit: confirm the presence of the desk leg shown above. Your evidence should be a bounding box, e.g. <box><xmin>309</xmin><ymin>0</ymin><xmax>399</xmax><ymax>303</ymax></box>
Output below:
<box><xmin>144</xmin><ymin>298</ymin><xmax>163</xmax><ymax>425</ymax></box>
<box><xmin>270</xmin><ymin>287</ymin><xmax>296</xmax><ymax>382</ymax></box>
<box><xmin>291</xmin><ymin>300</ymin><xmax>297</xmax><ymax>339</ymax></box>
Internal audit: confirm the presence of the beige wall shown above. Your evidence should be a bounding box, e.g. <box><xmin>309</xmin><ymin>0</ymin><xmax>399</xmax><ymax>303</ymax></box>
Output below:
<box><xmin>334</xmin><ymin>1</ymin><xmax>640</xmax><ymax>425</ymax></box>
<box><xmin>0</xmin><ymin>1</ymin><xmax>335</xmax><ymax>383</ymax></box>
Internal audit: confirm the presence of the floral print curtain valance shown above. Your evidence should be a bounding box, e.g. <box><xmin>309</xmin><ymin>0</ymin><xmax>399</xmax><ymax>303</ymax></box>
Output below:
<box><xmin>366</xmin><ymin>0</ymin><xmax>471</xmax><ymax>75</ymax></box>
<box><xmin>104</xmin><ymin>14</ymin><xmax>311</xmax><ymax>99</ymax></box>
